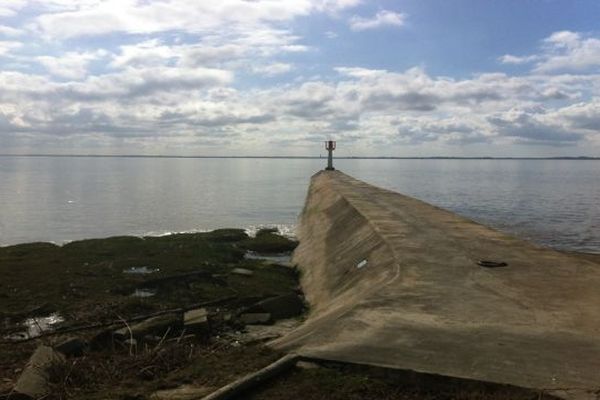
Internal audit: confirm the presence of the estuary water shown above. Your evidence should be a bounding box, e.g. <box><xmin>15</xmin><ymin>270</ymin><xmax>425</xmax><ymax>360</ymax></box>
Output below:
<box><xmin>0</xmin><ymin>156</ymin><xmax>599</xmax><ymax>253</ymax></box>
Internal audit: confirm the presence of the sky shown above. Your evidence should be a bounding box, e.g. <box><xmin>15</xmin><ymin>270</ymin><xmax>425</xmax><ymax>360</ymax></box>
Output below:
<box><xmin>0</xmin><ymin>0</ymin><xmax>600</xmax><ymax>157</ymax></box>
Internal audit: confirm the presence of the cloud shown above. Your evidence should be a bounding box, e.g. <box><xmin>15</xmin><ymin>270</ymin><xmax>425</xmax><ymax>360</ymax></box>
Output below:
<box><xmin>395</xmin><ymin>118</ymin><xmax>486</xmax><ymax>145</ymax></box>
<box><xmin>0</xmin><ymin>25</ymin><xmax>23</xmax><ymax>36</ymax></box>
<box><xmin>30</xmin><ymin>0</ymin><xmax>360</xmax><ymax>39</ymax></box>
<box><xmin>0</xmin><ymin>40</ymin><xmax>21</xmax><ymax>55</ymax></box>
<box><xmin>66</xmin><ymin>66</ymin><xmax>234</xmax><ymax>100</ymax></box>
<box><xmin>336</xmin><ymin>66</ymin><xmax>387</xmax><ymax>78</ymax></box>
<box><xmin>110</xmin><ymin>39</ymin><xmax>177</xmax><ymax>68</ymax></box>
<box><xmin>106</xmin><ymin>28</ymin><xmax>307</xmax><ymax>75</ymax></box>
<box><xmin>0</xmin><ymin>0</ymin><xmax>27</xmax><ymax>17</ymax></box>
<box><xmin>37</xmin><ymin>50</ymin><xmax>108</xmax><ymax>80</ymax></box>
<box><xmin>251</xmin><ymin>63</ymin><xmax>294</xmax><ymax>76</ymax></box>
<box><xmin>0</xmin><ymin>3</ymin><xmax>599</xmax><ymax>154</ymax></box>
<box><xmin>536</xmin><ymin>32</ymin><xmax>600</xmax><ymax>73</ymax></box>
<box><xmin>4</xmin><ymin>60</ymin><xmax>598</xmax><ymax>150</ymax></box>
<box><xmin>499</xmin><ymin>54</ymin><xmax>538</xmax><ymax>65</ymax></box>
<box><xmin>544</xmin><ymin>30</ymin><xmax>581</xmax><ymax>48</ymax></box>
<box><xmin>487</xmin><ymin>108</ymin><xmax>583</xmax><ymax>145</ymax></box>
<box><xmin>349</xmin><ymin>10</ymin><xmax>406</xmax><ymax>31</ymax></box>
<box><xmin>160</xmin><ymin>109</ymin><xmax>275</xmax><ymax>128</ymax></box>
<box><xmin>501</xmin><ymin>31</ymin><xmax>600</xmax><ymax>73</ymax></box>
<box><xmin>555</xmin><ymin>100</ymin><xmax>600</xmax><ymax>132</ymax></box>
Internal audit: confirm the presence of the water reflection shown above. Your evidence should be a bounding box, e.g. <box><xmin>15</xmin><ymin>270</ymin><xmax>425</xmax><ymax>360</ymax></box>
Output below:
<box><xmin>4</xmin><ymin>313</ymin><xmax>65</xmax><ymax>340</ymax></box>
<box><xmin>0</xmin><ymin>157</ymin><xmax>598</xmax><ymax>253</ymax></box>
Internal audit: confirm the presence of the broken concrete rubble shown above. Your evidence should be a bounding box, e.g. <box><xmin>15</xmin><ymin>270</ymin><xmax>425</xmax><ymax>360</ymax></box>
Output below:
<box><xmin>149</xmin><ymin>384</ymin><xmax>215</xmax><ymax>400</ymax></box>
<box><xmin>10</xmin><ymin>345</ymin><xmax>65</xmax><ymax>400</ymax></box>
<box><xmin>183</xmin><ymin>308</ymin><xmax>209</xmax><ymax>333</ymax></box>
<box><xmin>113</xmin><ymin>314</ymin><xmax>181</xmax><ymax>341</ymax></box>
<box><xmin>231</xmin><ymin>268</ymin><xmax>254</xmax><ymax>276</ymax></box>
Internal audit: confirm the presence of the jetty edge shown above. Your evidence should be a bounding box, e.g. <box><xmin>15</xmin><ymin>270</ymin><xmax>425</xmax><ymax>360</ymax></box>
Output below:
<box><xmin>272</xmin><ymin>170</ymin><xmax>600</xmax><ymax>400</ymax></box>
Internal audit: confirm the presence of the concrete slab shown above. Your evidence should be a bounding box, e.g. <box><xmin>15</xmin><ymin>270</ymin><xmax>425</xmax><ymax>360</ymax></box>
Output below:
<box><xmin>150</xmin><ymin>384</ymin><xmax>214</xmax><ymax>400</ymax></box>
<box><xmin>113</xmin><ymin>314</ymin><xmax>180</xmax><ymax>340</ymax></box>
<box><xmin>272</xmin><ymin>171</ymin><xmax>600</xmax><ymax>399</ymax></box>
<box><xmin>183</xmin><ymin>308</ymin><xmax>209</xmax><ymax>333</ymax></box>
<box><xmin>231</xmin><ymin>268</ymin><xmax>254</xmax><ymax>277</ymax></box>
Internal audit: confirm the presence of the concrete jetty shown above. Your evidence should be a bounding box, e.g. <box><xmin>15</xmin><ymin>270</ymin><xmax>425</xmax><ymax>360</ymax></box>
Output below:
<box><xmin>273</xmin><ymin>170</ymin><xmax>600</xmax><ymax>399</ymax></box>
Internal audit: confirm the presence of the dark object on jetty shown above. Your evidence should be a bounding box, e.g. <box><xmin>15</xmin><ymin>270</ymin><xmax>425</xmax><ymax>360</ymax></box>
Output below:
<box><xmin>477</xmin><ymin>260</ymin><xmax>508</xmax><ymax>268</ymax></box>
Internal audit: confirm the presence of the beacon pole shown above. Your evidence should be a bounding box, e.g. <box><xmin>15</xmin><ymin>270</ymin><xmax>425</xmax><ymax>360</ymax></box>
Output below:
<box><xmin>325</xmin><ymin>140</ymin><xmax>336</xmax><ymax>171</ymax></box>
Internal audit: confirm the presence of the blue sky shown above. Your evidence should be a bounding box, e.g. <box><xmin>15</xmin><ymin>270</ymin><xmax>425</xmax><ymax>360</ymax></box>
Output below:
<box><xmin>0</xmin><ymin>0</ymin><xmax>599</xmax><ymax>156</ymax></box>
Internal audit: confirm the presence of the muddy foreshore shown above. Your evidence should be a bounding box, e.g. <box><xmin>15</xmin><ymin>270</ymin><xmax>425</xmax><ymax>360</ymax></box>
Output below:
<box><xmin>0</xmin><ymin>228</ymin><xmax>307</xmax><ymax>399</ymax></box>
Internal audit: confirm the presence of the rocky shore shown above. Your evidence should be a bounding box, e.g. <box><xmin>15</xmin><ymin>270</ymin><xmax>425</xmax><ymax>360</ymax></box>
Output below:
<box><xmin>0</xmin><ymin>228</ymin><xmax>307</xmax><ymax>399</ymax></box>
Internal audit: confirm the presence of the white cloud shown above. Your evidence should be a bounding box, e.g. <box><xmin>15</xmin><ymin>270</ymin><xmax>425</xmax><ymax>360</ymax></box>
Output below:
<box><xmin>502</xmin><ymin>31</ymin><xmax>600</xmax><ymax>73</ymax></box>
<box><xmin>554</xmin><ymin>99</ymin><xmax>600</xmax><ymax>132</ymax></box>
<box><xmin>0</xmin><ymin>40</ymin><xmax>21</xmax><ymax>55</ymax></box>
<box><xmin>0</xmin><ymin>25</ymin><xmax>23</xmax><ymax>36</ymax></box>
<box><xmin>535</xmin><ymin>33</ymin><xmax>600</xmax><ymax>73</ymax></box>
<box><xmin>499</xmin><ymin>54</ymin><xmax>538</xmax><ymax>65</ymax></box>
<box><xmin>487</xmin><ymin>108</ymin><xmax>583</xmax><ymax>145</ymax></box>
<box><xmin>37</xmin><ymin>50</ymin><xmax>107</xmax><ymax>80</ymax></box>
<box><xmin>2</xmin><ymin>61</ymin><xmax>599</xmax><ymax>151</ymax></box>
<box><xmin>349</xmin><ymin>10</ymin><xmax>406</xmax><ymax>31</ymax></box>
<box><xmin>314</xmin><ymin>0</ymin><xmax>362</xmax><ymax>12</ymax></box>
<box><xmin>336</xmin><ymin>66</ymin><xmax>387</xmax><ymax>78</ymax></box>
<box><xmin>106</xmin><ymin>30</ymin><xmax>304</xmax><ymax>74</ymax></box>
<box><xmin>252</xmin><ymin>63</ymin><xmax>294</xmax><ymax>76</ymax></box>
<box><xmin>0</xmin><ymin>4</ymin><xmax>599</xmax><ymax>154</ymax></box>
<box><xmin>544</xmin><ymin>30</ymin><xmax>581</xmax><ymax>48</ymax></box>
<box><xmin>30</xmin><ymin>0</ymin><xmax>360</xmax><ymax>39</ymax></box>
<box><xmin>110</xmin><ymin>39</ymin><xmax>176</xmax><ymax>68</ymax></box>
<box><xmin>0</xmin><ymin>0</ymin><xmax>27</xmax><ymax>17</ymax></box>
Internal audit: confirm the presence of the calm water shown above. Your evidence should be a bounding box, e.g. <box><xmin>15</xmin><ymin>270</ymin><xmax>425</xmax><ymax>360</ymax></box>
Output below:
<box><xmin>0</xmin><ymin>156</ymin><xmax>599</xmax><ymax>253</ymax></box>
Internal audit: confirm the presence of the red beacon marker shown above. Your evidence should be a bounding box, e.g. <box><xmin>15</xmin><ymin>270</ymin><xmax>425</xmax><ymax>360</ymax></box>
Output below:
<box><xmin>325</xmin><ymin>140</ymin><xmax>336</xmax><ymax>171</ymax></box>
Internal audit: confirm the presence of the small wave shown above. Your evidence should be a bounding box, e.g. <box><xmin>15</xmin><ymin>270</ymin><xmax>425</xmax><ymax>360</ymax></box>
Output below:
<box><xmin>142</xmin><ymin>228</ymin><xmax>212</xmax><ymax>238</ymax></box>
<box><xmin>245</xmin><ymin>224</ymin><xmax>297</xmax><ymax>238</ymax></box>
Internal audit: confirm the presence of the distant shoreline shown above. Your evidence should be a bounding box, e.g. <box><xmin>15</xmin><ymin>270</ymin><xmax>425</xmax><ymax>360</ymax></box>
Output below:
<box><xmin>1</xmin><ymin>154</ymin><xmax>599</xmax><ymax>160</ymax></box>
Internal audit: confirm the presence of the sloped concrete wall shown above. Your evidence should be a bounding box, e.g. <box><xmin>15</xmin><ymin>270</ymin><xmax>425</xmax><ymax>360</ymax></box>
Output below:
<box><xmin>291</xmin><ymin>170</ymin><xmax>397</xmax><ymax>314</ymax></box>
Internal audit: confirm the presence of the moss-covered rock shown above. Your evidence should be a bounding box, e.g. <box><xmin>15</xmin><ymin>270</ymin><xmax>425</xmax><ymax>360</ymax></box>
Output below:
<box><xmin>239</xmin><ymin>231</ymin><xmax>298</xmax><ymax>254</ymax></box>
<box><xmin>204</xmin><ymin>229</ymin><xmax>249</xmax><ymax>243</ymax></box>
<box><xmin>0</xmin><ymin>229</ymin><xmax>297</xmax><ymax>319</ymax></box>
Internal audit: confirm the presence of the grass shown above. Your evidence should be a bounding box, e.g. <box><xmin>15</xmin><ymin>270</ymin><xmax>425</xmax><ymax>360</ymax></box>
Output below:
<box><xmin>45</xmin><ymin>342</ymin><xmax>283</xmax><ymax>400</ymax></box>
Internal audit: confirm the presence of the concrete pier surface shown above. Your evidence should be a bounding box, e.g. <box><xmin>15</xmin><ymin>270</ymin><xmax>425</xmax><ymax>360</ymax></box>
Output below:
<box><xmin>272</xmin><ymin>171</ymin><xmax>600</xmax><ymax>399</ymax></box>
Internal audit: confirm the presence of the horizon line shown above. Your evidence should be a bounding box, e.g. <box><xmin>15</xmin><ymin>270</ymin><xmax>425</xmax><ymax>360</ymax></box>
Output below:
<box><xmin>0</xmin><ymin>154</ymin><xmax>599</xmax><ymax>160</ymax></box>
